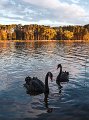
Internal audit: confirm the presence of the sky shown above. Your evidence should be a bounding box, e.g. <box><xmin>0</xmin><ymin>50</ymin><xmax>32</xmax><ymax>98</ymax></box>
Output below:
<box><xmin>0</xmin><ymin>0</ymin><xmax>89</xmax><ymax>26</ymax></box>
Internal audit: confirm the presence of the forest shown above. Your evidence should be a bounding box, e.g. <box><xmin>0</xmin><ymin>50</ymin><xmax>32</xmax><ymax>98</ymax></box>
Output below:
<box><xmin>0</xmin><ymin>24</ymin><xmax>89</xmax><ymax>40</ymax></box>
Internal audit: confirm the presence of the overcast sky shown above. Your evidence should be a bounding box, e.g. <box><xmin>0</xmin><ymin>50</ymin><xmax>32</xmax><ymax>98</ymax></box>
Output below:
<box><xmin>0</xmin><ymin>0</ymin><xmax>89</xmax><ymax>26</ymax></box>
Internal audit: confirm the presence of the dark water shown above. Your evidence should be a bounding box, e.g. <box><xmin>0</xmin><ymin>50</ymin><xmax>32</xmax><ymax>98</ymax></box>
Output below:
<box><xmin>0</xmin><ymin>40</ymin><xmax>89</xmax><ymax>120</ymax></box>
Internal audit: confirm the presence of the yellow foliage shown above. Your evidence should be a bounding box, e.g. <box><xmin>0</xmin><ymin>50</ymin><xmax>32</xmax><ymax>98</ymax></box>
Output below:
<box><xmin>63</xmin><ymin>30</ymin><xmax>73</xmax><ymax>40</ymax></box>
<box><xmin>83</xmin><ymin>32</ymin><xmax>89</xmax><ymax>40</ymax></box>
<box><xmin>42</xmin><ymin>28</ymin><xmax>56</xmax><ymax>40</ymax></box>
<box><xmin>2</xmin><ymin>30</ymin><xmax>7</xmax><ymax>40</ymax></box>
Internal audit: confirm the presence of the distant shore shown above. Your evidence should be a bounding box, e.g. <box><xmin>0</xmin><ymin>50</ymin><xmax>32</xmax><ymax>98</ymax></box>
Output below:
<box><xmin>0</xmin><ymin>39</ymin><xmax>88</xmax><ymax>43</ymax></box>
<box><xmin>0</xmin><ymin>24</ymin><xmax>89</xmax><ymax>41</ymax></box>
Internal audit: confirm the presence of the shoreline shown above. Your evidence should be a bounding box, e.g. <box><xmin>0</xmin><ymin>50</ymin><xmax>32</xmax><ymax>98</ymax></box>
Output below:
<box><xmin>0</xmin><ymin>39</ymin><xmax>88</xmax><ymax>43</ymax></box>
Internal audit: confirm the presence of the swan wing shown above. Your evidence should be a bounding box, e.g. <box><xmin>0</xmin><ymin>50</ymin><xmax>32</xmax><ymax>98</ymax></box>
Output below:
<box><xmin>33</xmin><ymin>77</ymin><xmax>45</xmax><ymax>88</ymax></box>
<box><xmin>60</xmin><ymin>72</ymin><xmax>69</xmax><ymax>82</ymax></box>
<box><xmin>56</xmin><ymin>72</ymin><xmax>69</xmax><ymax>83</ymax></box>
<box><xmin>24</xmin><ymin>79</ymin><xmax>45</xmax><ymax>93</ymax></box>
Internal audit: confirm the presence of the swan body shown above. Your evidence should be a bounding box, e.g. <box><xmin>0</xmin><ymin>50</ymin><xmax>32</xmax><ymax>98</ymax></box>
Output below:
<box><xmin>56</xmin><ymin>64</ymin><xmax>69</xmax><ymax>85</ymax></box>
<box><xmin>24</xmin><ymin>72</ymin><xmax>53</xmax><ymax>94</ymax></box>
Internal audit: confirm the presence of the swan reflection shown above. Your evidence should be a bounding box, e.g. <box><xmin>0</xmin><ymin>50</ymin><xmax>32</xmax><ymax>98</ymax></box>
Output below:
<box><xmin>44</xmin><ymin>93</ymin><xmax>53</xmax><ymax>113</ymax></box>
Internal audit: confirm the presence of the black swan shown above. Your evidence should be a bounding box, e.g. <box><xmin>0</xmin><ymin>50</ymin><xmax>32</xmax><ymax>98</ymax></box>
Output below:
<box><xmin>56</xmin><ymin>64</ymin><xmax>69</xmax><ymax>86</ymax></box>
<box><xmin>24</xmin><ymin>72</ymin><xmax>53</xmax><ymax>94</ymax></box>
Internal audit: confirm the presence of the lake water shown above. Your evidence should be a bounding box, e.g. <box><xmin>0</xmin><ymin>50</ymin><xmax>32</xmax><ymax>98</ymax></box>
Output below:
<box><xmin>0</xmin><ymin>40</ymin><xmax>89</xmax><ymax>120</ymax></box>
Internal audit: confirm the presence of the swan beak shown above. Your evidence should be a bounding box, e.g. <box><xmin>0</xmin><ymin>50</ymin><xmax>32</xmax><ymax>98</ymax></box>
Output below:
<box><xmin>57</xmin><ymin>66</ymin><xmax>59</xmax><ymax>69</ymax></box>
<box><xmin>50</xmin><ymin>78</ymin><xmax>53</xmax><ymax>82</ymax></box>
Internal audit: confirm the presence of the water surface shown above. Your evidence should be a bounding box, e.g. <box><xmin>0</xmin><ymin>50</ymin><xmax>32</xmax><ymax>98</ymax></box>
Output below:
<box><xmin>0</xmin><ymin>40</ymin><xmax>89</xmax><ymax>120</ymax></box>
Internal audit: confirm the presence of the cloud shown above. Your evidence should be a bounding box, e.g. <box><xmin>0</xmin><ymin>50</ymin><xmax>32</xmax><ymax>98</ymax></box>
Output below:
<box><xmin>70</xmin><ymin>0</ymin><xmax>80</xmax><ymax>4</ymax></box>
<box><xmin>0</xmin><ymin>0</ymin><xmax>9</xmax><ymax>4</ymax></box>
<box><xmin>0</xmin><ymin>0</ymin><xmax>9</xmax><ymax>8</ymax></box>
<box><xmin>33</xmin><ymin>20</ymin><xmax>75</xmax><ymax>26</ymax></box>
<box><xmin>0</xmin><ymin>0</ymin><xmax>89</xmax><ymax>26</ymax></box>
<box><xmin>22</xmin><ymin>0</ymin><xmax>87</xmax><ymax>18</ymax></box>
<box><xmin>23</xmin><ymin>0</ymin><xmax>60</xmax><ymax>9</ymax></box>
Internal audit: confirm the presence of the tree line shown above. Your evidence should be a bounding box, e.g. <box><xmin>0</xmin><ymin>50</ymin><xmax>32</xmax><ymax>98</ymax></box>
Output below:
<box><xmin>0</xmin><ymin>24</ymin><xmax>89</xmax><ymax>40</ymax></box>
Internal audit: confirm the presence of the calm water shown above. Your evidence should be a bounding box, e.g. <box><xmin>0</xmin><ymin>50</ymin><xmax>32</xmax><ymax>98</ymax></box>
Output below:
<box><xmin>0</xmin><ymin>40</ymin><xmax>89</xmax><ymax>120</ymax></box>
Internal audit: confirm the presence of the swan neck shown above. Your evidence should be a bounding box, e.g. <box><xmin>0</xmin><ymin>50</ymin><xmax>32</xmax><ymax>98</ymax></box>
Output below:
<box><xmin>60</xmin><ymin>66</ymin><xmax>62</xmax><ymax>74</ymax></box>
<box><xmin>45</xmin><ymin>75</ymin><xmax>49</xmax><ymax>92</ymax></box>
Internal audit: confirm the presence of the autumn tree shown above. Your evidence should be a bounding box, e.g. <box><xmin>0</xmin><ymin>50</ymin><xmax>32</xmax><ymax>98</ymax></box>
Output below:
<box><xmin>42</xmin><ymin>28</ymin><xmax>56</xmax><ymax>40</ymax></box>
<box><xmin>56</xmin><ymin>27</ymin><xmax>63</xmax><ymax>40</ymax></box>
<box><xmin>63</xmin><ymin>30</ymin><xmax>73</xmax><ymax>40</ymax></box>
<box><xmin>83</xmin><ymin>32</ymin><xmax>89</xmax><ymax>40</ymax></box>
<box><xmin>12</xmin><ymin>32</ymin><xmax>16</xmax><ymax>40</ymax></box>
<box><xmin>1</xmin><ymin>29</ymin><xmax>7</xmax><ymax>40</ymax></box>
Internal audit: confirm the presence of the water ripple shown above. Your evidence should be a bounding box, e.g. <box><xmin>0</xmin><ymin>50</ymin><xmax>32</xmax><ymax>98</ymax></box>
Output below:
<box><xmin>0</xmin><ymin>41</ymin><xmax>89</xmax><ymax>119</ymax></box>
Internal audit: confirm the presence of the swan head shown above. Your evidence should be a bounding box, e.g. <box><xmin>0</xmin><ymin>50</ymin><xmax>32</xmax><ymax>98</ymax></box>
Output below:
<box><xmin>57</xmin><ymin>64</ymin><xmax>62</xmax><ymax>69</ymax></box>
<box><xmin>25</xmin><ymin>76</ymin><xmax>32</xmax><ymax>84</ymax></box>
<box><xmin>47</xmin><ymin>72</ymin><xmax>53</xmax><ymax>81</ymax></box>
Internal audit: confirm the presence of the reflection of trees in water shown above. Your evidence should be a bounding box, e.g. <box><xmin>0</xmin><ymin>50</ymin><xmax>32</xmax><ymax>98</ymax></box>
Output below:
<box><xmin>0</xmin><ymin>41</ymin><xmax>11</xmax><ymax>51</ymax></box>
<box><xmin>14</xmin><ymin>42</ymin><xmax>27</xmax><ymax>58</ymax></box>
<box><xmin>20</xmin><ymin>41</ymin><xmax>57</xmax><ymax>59</ymax></box>
<box><xmin>9</xmin><ymin>41</ymin><xmax>57</xmax><ymax>58</ymax></box>
<box><xmin>26</xmin><ymin>41</ymin><xmax>43</xmax><ymax>51</ymax></box>
<box><xmin>26</xmin><ymin>41</ymin><xmax>56</xmax><ymax>51</ymax></box>
<box><xmin>14</xmin><ymin>42</ymin><xmax>26</xmax><ymax>51</ymax></box>
<box><xmin>0</xmin><ymin>41</ymin><xmax>15</xmax><ymax>56</ymax></box>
